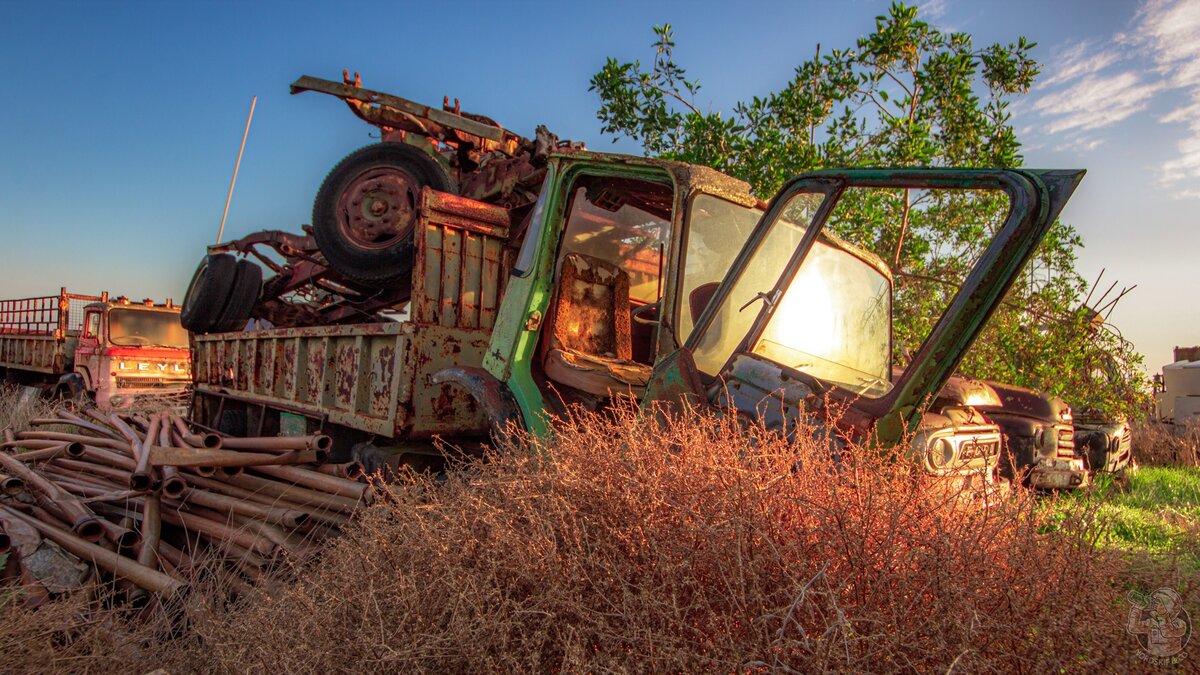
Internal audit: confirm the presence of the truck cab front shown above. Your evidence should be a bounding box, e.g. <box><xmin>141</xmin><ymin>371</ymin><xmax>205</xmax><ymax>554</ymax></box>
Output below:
<box><xmin>77</xmin><ymin>298</ymin><xmax>191</xmax><ymax>409</ymax></box>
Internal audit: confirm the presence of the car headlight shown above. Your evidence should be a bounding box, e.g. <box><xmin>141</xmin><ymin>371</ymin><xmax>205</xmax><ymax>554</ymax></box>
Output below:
<box><xmin>929</xmin><ymin>438</ymin><xmax>956</xmax><ymax>469</ymax></box>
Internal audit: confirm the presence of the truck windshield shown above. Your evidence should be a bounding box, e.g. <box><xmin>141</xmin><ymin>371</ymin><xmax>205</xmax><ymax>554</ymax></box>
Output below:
<box><xmin>689</xmin><ymin>193</ymin><xmax>823</xmax><ymax>376</ymax></box>
<box><xmin>751</xmin><ymin>243</ymin><xmax>891</xmax><ymax>397</ymax></box>
<box><xmin>109</xmin><ymin>309</ymin><xmax>188</xmax><ymax>348</ymax></box>
<box><xmin>687</xmin><ymin>188</ymin><xmax>893</xmax><ymax>397</ymax></box>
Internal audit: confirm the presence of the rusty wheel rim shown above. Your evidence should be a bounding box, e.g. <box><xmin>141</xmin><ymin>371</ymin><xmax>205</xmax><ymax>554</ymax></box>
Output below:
<box><xmin>336</xmin><ymin>166</ymin><xmax>419</xmax><ymax>251</ymax></box>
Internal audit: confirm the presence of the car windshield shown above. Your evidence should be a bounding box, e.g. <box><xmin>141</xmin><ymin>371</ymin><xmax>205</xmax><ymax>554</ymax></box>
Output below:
<box><xmin>751</xmin><ymin>242</ymin><xmax>892</xmax><ymax>397</ymax></box>
<box><xmin>109</xmin><ymin>309</ymin><xmax>188</xmax><ymax>348</ymax></box>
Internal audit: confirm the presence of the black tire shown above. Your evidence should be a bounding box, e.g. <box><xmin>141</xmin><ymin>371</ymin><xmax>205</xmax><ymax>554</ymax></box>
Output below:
<box><xmin>213</xmin><ymin>259</ymin><xmax>263</xmax><ymax>332</ymax></box>
<box><xmin>181</xmin><ymin>254</ymin><xmax>238</xmax><ymax>333</ymax></box>
<box><xmin>312</xmin><ymin>143</ymin><xmax>455</xmax><ymax>287</ymax></box>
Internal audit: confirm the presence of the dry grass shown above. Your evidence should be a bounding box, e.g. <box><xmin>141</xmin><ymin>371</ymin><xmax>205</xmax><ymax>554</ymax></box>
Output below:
<box><xmin>0</xmin><ymin>385</ymin><xmax>57</xmax><ymax>434</ymax></box>
<box><xmin>1</xmin><ymin>401</ymin><xmax>1192</xmax><ymax>672</ymax></box>
<box><xmin>177</xmin><ymin>405</ymin><xmax>1182</xmax><ymax>672</ymax></box>
<box><xmin>1134</xmin><ymin>420</ymin><xmax>1200</xmax><ymax>468</ymax></box>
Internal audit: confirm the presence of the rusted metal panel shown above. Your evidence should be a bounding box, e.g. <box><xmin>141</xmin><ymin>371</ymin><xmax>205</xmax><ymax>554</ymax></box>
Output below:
<box><xmin>481</xmin><ymin>238</ymin><xmax>504</xmax><ymax>329</ymax></box>
<box><xmin>413</xmin><ymin>189</ymin><xmax>513</xmax><ymax>329</ymax></box>
<box><xmin>440</xmin><ymin>227</ymin><xmax>463</xmax><ymax>327</ymax></box>
<box><xmin>406</xmin><ymin>324</ymin><xmax>493</xmax><ymax>437</ymax></box>
<box><xmin>0</xmin><ymin>335</ymin><xmax>61</xmax><ymax>374</ymax></box>
<box><xmin>193</xmin><ymin>323</ymin><xmax>410</xmax><ymax>437</ymax></box>
<box><xmin>192</xmin><ymin>320</ymin><xmax>493</xmax><ymax>440</ymax></box>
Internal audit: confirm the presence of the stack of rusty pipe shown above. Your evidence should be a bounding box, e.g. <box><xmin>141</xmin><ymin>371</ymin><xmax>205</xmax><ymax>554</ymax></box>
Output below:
<box><xmin>0</xmin><ymin>407</ymin><xmax>371</xmax><ymax>608</ymax></box>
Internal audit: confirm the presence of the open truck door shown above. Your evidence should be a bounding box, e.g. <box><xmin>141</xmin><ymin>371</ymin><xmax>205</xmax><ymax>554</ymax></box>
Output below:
<box><xmin>643</xmin><ymin>168</ymin><xmax>1084</xmax><ymax>449</ymax></box>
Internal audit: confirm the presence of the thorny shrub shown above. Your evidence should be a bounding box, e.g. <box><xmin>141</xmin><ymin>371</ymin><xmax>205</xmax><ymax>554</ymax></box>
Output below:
<box><xmin>171</xmin><ymin>404</ymin><xmax>1182</xmax><ymax>673</ymax></box>
<box><xmin>0</xmin><ymin>401</ymin><xmax>1192</xmax><ymax>672</ymax></box>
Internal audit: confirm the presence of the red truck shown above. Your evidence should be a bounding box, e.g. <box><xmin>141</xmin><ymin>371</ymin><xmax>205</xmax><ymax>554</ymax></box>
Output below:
<box><xmin>0</xmin><ymin>289</ymin><xmax>191</xmax><ymax>409</ymax></box>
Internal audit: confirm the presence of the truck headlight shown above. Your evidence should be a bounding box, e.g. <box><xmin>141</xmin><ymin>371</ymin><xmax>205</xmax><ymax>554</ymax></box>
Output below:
<box><xmin>929</xmin><ymin>438</ymin><xmax>956</xmax><ymax>468</ymax></box>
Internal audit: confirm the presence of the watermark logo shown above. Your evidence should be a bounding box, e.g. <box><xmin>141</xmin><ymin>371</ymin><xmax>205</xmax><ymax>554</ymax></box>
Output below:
<box><xmin>1127</xmin><ymin>588</ymin><xmax>1191</xmax><ymax>666</ymax></box>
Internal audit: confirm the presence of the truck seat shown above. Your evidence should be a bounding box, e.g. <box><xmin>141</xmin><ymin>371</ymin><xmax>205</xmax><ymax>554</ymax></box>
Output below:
<box><xmin>543</xmin><ymin>253</ymin><xmax>652</xmax><ymax>397</ymax></box>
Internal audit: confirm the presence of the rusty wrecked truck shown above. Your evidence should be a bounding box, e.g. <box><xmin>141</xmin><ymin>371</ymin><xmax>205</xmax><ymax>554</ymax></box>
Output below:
<box><xmin>0</xmin><ymin>289</ymin><xmax>191</xmax><ymax>409</ymax></box>
<box><xmin>180</xmin><ymin>75</ymin><xmax>1080</xmax><ymax>490</ymax></box>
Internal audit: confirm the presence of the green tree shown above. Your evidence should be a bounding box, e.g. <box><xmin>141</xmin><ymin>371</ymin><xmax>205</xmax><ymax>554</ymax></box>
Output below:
<box><xmin>590</xmin><ymin>2</ymin><xmax>1148</xmax><ymax>418</ymax></box>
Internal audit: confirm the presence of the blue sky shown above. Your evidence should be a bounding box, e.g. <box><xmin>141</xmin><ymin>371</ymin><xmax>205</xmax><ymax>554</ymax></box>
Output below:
<box><xmin>0</xmin><ymin>0</ymin><xmax>1195</xmax><ymax>372</ymax></box>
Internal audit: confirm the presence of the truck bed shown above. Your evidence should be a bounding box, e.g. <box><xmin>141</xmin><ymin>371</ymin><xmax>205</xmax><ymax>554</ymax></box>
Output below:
<box><xmin>191</xmin><ymin>189</ymin><xmax>514</xmax><ymax>440</ymax></box>
<box><xmin>0</xmin><ymin>290</ymin><xmax>102</xmax><ymax>375</ymax></box>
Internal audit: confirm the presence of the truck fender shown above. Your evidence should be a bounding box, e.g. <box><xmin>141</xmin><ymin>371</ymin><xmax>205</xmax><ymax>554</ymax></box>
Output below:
<box><xmin>56</xmin><ymin>372</ymin><xmax>87</xmax><ymax>399</ymax></box>
<box><xmin>431</xmin><ymin>366</ymin><xmax>524</xmax><ymax>437</ymax></box>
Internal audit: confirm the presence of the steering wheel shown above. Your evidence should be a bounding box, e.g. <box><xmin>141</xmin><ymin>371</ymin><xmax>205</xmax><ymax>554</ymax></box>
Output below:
<box><xmin>630</xmin><ymin>301</ymin><xmax>661</xmax><ymax>325</ymax></box>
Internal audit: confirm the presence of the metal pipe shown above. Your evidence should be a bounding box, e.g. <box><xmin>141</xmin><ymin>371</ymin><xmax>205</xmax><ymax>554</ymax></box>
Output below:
<box><xmin>169</xmin><ymin>415</ymin><xmax>222</xmax><ymax>449</ymax></box>
<box><xmin>137</xmin><ymin>414</ymin><xmax>162</xmax><ymax>487</ymax></box>
<box><xmin>50</xmin><ymin>457</ymin><xmax>138</xmax><ymax>487</ymax></box>
<box><xmin>180</xmin><ymin>472</ymin><xmax>349</xmax><ymax>526</ymax></box>
<box><xmin>40</xmin><ymin>464</ymin><xmax>125</xmax><ymax>490</ymax></box>
<box><xmin>0</xmin><ymin>452</ymin><xmax>105</xmax><ymax>541</ymax></box>
<box><xmin>180</xmin><ymin>486</ymin><xmax>309</xmax><ymax>529</ymax></box>
<box><xmin>219</xmin><ymin>434</ymin><xmax>333</xmax><ymax>453</ymax></box>
<box><xmin>150</xmin><ymin>446</ymin><xmax>323</xmax><ymax>468</ymax></box>
<box><xmin>111</xmin><ymin>414</ymin><xmax>153</xmax><ymax>491</ymax></box>
<box><xmin>54</xmin><ymin>408</ymin><xmax>123</xmax><ymax>439</ymax></box>
<box><xmin>79</xmin><ymin>489</ymin><xmax>150</xmax><ymax>505</ymax></box>
<box><xmin>79</xmin><ymin>445</ymin><xmax>136</xmax><ymax>470</ymax></box>
<box><xmin>28</xmin><ymin>498</ymin><xmax>104</xmax><ymax>544</ymax></box>
<box><xmin>15</xmin><ymin>431</ymin><xmax>128</xmax><ymax>452</ymax></box>
<box><xmin>221</xmin><ymin>473</ymin><xmax>361</xmax><ymax>513</ymax></box>
<box><xmin>157</xmin><ymin>412</ymin><xmax>186</xmax><ymax>499</ymax></box>
<box><xmin>0</xmin><ymin>505</ymin><xmax>187</xmax><ymax>596</ymax></box>
<box><xmin>251</xmin><ymin>464</ymin><xmax>370</xmax><ymax>502</ymax></box>
<box><xmin>2</xmin><ymin>442</ymin><xmax>83</xmax><ymax>461</ymax></box>
<box><xmin>316</xmin><ymin>461</ymin><xmax>365</xmax><ymax>481</ymax></box>
<box><xmin>228</xmin><ymin>513</ymin><xmax>317</xmax><ymax>558</ymax></box>
<box><xmin>0</xmin><ymin>472</ymin><xmax>25</xmax><ymax>494</ymax></box>
<box><xmin>159</xmin><ymin>502</ymin><xmax>276</xmax><ymax>557</ymax></box>
<box><xmin>137</xmin><ymin>495</ymin><xmax>160</xmax><ymax>570</ymax></box>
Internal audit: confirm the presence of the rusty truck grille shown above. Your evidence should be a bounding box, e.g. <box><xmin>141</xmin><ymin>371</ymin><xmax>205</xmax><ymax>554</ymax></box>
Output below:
<box><xmin>958</xmin><ymin>439</ymin><xmax>999</xmax><ymax>461</ymax></box>
<box><xmin>117</xmin><ymin>377</ymin><xmax>189</xmax><ymax>389</ymax></box>
<box><xmin>1057</xmin><ymin>427</ymin><xmax>1075</xmax><ymax>456</ymax></box>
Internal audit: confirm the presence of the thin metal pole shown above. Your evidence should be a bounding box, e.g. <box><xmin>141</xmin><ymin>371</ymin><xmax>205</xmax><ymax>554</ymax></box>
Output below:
<box><xmin>216</xmin><ymin>95</ymin><xmax>257</xmax><ymax>244</ymax></box>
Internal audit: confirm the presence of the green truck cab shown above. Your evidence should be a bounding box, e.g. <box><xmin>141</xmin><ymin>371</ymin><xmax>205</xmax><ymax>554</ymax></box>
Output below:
<box><xmin>476</xmin><ymin>166</ymin><xmax>1080</xmax><ymax>465</ymax></box>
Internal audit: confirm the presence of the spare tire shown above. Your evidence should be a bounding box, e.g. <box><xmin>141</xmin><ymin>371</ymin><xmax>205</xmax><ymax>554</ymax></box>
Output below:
<box><xmin>213</xmin><ymin>259</ymin><xmax>263</xmax><ymax>332</ymax></box>
<box><xmin>312</xmin><ymin>142</ymin><xmax>455</xmax><ymax>288</ymax></box>
<box><xmin>181</xmin><ymin>254</ymin><xmax>238</xmax><ymax>333</ymax></box>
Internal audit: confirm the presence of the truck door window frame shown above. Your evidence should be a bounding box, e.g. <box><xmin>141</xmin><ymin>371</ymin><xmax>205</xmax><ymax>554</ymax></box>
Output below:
<box><xmin>83</xmin><ymin>311</ymin><xmax>101</xmax><ymax>339</ymax></box>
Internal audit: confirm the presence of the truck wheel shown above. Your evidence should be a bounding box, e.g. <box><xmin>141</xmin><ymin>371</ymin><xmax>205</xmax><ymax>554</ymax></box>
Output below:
<box><xmin>182</xmin><ymin>254</ymin><xmax>239</xmax><ymax>333</ymax></box>
<box><xmin>214</xmin><ymin>259</ymin><xmax>263</xmax><ymax>332</ymax></box>
<box><xmin>312</xmin><ymin>143</ymin><xmax>454</xmax><ymax>288</ymax></box>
